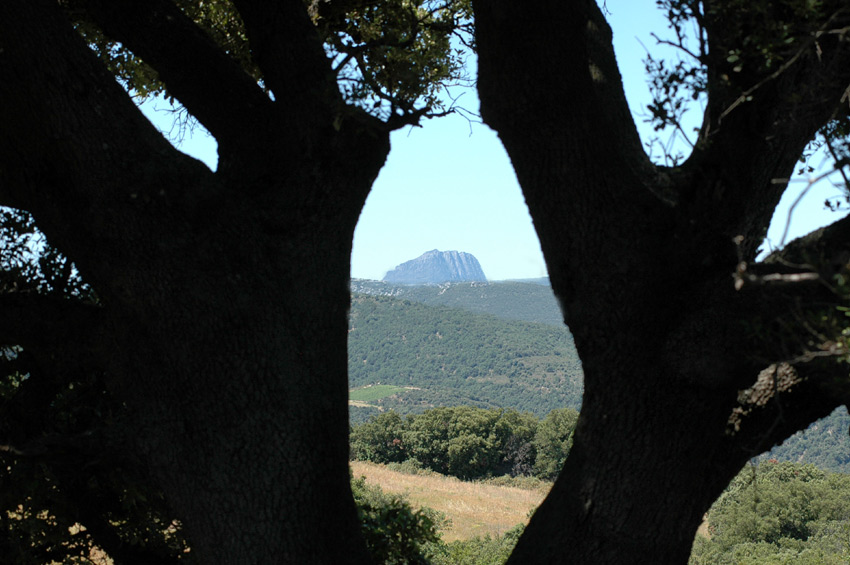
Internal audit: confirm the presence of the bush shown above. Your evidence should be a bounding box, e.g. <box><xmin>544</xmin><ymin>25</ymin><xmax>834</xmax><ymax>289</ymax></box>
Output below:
<box><xmin>350</xmin><ymin>411</ymin><xmax>408</xmax><ymax>464</ymax></box>
<box><xmin>533</xmin><ymin>407</ymin><xmax>578</xmax><ymax>479</ymax></box>
<box><xmin>351</xmin><ymin>474</ymin><xmax>446</xmax><ymax>564</ymax></box>
<box><xmin>690</xmin><ymin>461</ymin><xmax>850</xmax><ymax>564</ymax></box>
<box><xmin>430</xmin><ymin>524</ymin><xmax>525</xmax><ymax>565</ymax></box>
<box><xmin>481</xmin><ymin>474</ymin><xmax>549</xmax><ymax>491</ymax></box>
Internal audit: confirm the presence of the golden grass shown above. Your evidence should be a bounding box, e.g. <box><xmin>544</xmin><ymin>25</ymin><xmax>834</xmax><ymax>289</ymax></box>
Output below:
<box><xmin>350</xmin><ymin>461</ymin><xmax>551</xmax><ymax>542</ymax></box>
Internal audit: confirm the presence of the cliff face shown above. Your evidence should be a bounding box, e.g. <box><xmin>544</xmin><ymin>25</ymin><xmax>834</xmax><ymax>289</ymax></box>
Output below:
<box><xmin>383</xmin><ymin>250</ymin><xmax>487</xmax><ymax>284</ymax></box>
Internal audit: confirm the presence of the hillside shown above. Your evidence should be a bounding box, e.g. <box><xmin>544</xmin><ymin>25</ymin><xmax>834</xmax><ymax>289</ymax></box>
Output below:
<box><xmin>348</xmin><ymin>293</ymin><xmax>583</xmax><ymax>420</ymax></box>
<box><xmin>758</xmin><ymin>406</ymin><xmax>850</xmax><ymax>473</ymax></box>
<box><xmin>350</xmin><ymin>279</ymin><xmax>565</xmax><ymax>327</ymax></box>
<box><xmin>350</xmin><ymin>461</ymin><xmax>549</xmax><ymax>542</ymax></box>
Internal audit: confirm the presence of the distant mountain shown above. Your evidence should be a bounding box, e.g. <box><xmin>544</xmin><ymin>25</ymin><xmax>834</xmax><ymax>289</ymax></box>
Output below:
<box><xmin>351</xmin><ymin>279</ymin><xmax>565</xmax><ymax>327</ymax></box>
<box><xmin>383</xmin><ymin>250</ymin><xmax>487</xmax><ymax>284</ymax></box>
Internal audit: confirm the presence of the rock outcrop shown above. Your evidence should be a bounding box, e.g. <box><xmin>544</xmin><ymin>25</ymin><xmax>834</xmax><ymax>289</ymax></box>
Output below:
<box><xmin>383</xmin><ymin>250</ymin><xmax>487</xmax><ymax>284</ymax></box>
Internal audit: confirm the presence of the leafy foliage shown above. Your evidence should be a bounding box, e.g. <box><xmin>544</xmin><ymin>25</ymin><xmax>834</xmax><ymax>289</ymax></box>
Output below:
<box><xmin>0</xmin><ymin>370</ymin><xmax>191</xmax><ymax>564</ymax></box>
<box><xmin>644</xmin><ymin>0</ymin><xmax>850</xmax><ymax>177</ymax></box>
<box><xmin>312</xmin><ymin>0</ymin><xmax>473</xmax><ymax>120</ymax></box>
<box><xmin>351</xmin><ymin>406</ymin><xmax>579</xmax><ymax>481</ymax></box>
<box><xmin>351</xmin><ymin>411</ymin><xmax>409</xmax><ymax>464</ymax></box>
<box><xmin>690</xmin><ymin>461</ymin><xmax>850</xmax><ymax>564</ymax></box>
<box><xmin>61</xmin><ymin>0</ymin><xmax>471</xmax><ymax>121</ymax></box>
<box><xmin>430</xmin><ymin>524</ymin><xmax>525</xmax><ymax>565</ymax></box>
<box><xmin>401</xmin><ymin>406</ymin><xmax>535</xmax><ymax>479</ymax></box>
<box><xmin>352</xmin><ymin>469</ymin><xmax>528</xmax><ymax>565</ymax></box>
<box><xmin>351</xmin><ymin>474</ymin><xmax>445</xmax><ymax>564</ymax></box>
<box><xmin>532</xmin><ymin>407</ymin><xmax>579</xmax><ymax>480</ymax></box>
<box><xmin>0</xmin><ymin>210</ymin><xmax>186</xmax><ymax>562</ymax></box>
<box><xmin>0</xmin><ymin>208</ymin><xmax>92</xmax><ymax>299</ymax></box>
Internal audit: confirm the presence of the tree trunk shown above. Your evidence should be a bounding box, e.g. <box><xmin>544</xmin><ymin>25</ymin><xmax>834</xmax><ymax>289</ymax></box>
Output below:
<box><xmin>473</xmin><ymin>0</ymin><xmax>850</xmax><ymax>562</ymax></box>
<box><xmin>0</xmin><ymin>1</ymin><xmax>389</xmax><ymax>562</ymax></box>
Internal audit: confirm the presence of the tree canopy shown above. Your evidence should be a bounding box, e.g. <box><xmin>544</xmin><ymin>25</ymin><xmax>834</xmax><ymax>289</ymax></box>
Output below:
<box><xmin>65</xmin><ymin>0</ymin><xmax>472</xmax><ymax>123</ymax></box>
<box><xmin>692</xmin><ymin>461</ymin><xmax>850</xmax><ymax>564</ymax></box>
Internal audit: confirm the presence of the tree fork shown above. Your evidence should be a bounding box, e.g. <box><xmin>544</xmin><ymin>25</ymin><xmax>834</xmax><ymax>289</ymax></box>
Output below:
<box><xmin>474</xmin><ymin>0</ymin><xmax>850</xmax><ymax>562</ymax></box>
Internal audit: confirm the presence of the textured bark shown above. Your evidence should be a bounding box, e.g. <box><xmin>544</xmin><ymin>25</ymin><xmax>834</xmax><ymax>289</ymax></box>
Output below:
<box><xmin>0</xmin><ymin>0</ymin><xmax>388</xmax><ymax>562</ymax></box>
<box><xmin>473</xmin><ymin>0</ymin><xmax>850</xmax><ymax>563</ymax></box>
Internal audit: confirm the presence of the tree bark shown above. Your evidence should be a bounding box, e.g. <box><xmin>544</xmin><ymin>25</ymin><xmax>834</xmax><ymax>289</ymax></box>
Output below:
<box><xmin>473</xmin><ymin>0</ymin><xmax>850</xmax><ymax>562</ymax></box>
<box><xmin>0</xmin><ymin>1</ymin><xmax>389</xmax><ymax>562</ymax></box>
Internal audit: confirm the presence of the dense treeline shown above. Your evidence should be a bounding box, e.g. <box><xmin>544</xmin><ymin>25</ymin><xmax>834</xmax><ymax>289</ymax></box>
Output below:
<box><xmin>690</xmin><ymin>461</ymin><xmax>850</xmax><ymax>564</ymax></box>
<box><xmin>348</xmin><ymin>294</ymin><xmax>583</xmax><ymax>419</ymax></box>
<box><xmin>350</xmin><ymin>406</ymin><xmax>579</xmax><ymax>481</ymax></box>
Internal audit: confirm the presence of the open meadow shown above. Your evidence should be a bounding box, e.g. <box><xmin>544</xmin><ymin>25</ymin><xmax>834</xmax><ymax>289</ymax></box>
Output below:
<box><xmin>350</xmin><ymin>461</ymin><xmax>551</xmax><ymax>542</ymax></box>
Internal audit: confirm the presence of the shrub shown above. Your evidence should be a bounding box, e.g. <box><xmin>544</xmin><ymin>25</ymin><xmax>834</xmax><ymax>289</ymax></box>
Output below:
<box><xmin>351</xmin><ymin>474</ymin><xmax>446</xmax><ymax>564</ymax></box>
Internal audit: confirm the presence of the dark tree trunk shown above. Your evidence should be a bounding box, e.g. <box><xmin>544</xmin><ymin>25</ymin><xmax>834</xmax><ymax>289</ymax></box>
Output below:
<box><xmin>473</xmin><ymin>0</ymin><xmax>850</xmax><ymax>562</ymax></box>
<box><xmin>0</xmin><ymin>1</ymin><xmax>389</xmax><ymax>562</ymax></box>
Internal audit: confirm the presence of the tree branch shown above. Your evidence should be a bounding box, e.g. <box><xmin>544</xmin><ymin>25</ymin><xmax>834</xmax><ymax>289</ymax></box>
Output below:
<box><xmin>82</xmin><ymin>0</ymin><xmax>274</xmax><ymax>145</ymax></box>
<box><xmin>231</xmin><ymin>0</ymin><xmax>340</xmax><ymax>118</ymax></box>
<box><xmin>474</xmin><ymin>0</ymin><xmax>653</xmax><ymax>189</ymax></box>
<box><xmin>472</xmin><ymin>0</ymin><xmax>673</xmax><ymax>318</ymax></box>
<box><xmin>0</xmin><ymin>0</ymin><xmax>220</xmax><ymax>300</ymax></box>
<box><xmin>766</xmin><ymin>211</ymin><xmax>850</xmax><ymax>267</ymax></box>
<box><xmin>681</xmin><ymin>6</ymin><xmax>850</xmax><ymax>257</ymax></box>
<box><xmin>0</xmin><ymin>294</ymin><xmax>101</xmax><ymax>354</ymax></box>
<box><xmin>725</xmin><ymin>361</ymin><xmax>848</xmax><ymax>461</ymax></box>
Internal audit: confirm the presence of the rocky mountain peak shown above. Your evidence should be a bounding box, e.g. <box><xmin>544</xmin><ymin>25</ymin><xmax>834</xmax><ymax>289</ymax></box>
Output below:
<box><xmin>383</xmin><ymin>250</ymin><xmax>487</xmax><ymax>284</ymax></box>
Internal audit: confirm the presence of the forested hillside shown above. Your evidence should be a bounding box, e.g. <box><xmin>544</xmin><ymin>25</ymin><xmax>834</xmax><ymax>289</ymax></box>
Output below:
<box><xmin>350</xmin><ymin>279</ymin><xmax>565</xmax><ymax>326</ymax></box>
<box><xmin>759</xmin><ymin>407</ymin><xmax>850</xmax><ymax>474</ymax></box>
<box><xmin>348</xmin><ymin>281</ymin><xmax>850</xmax><ymax>471</ymax></box>
<box><xmin>348</xmin><ymin>292</ymin><xmax>582</xmax><ymax>421</ymax></box>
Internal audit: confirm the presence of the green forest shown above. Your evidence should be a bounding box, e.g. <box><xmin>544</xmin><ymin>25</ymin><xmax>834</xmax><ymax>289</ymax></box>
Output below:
<box><xmin>692</xmin><ymin>461</ymin><xmax>850</xmax><ymax>564</ymax></box>
<box><xmin>348</xmin><ymin>292</ymin><xmax>583</xmax><ymax>421</ymax></box>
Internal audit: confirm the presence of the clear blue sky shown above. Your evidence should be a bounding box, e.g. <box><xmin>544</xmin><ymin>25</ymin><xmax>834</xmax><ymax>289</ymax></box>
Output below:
<box><xmin>141</xmin><ymin>0</ymin><xmax>846</xmax><ymax>281</ymax></box>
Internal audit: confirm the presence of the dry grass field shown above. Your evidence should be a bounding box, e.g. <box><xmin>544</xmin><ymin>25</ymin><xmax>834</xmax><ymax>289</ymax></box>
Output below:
<box><xmin>350</xmin><ymin>461</ymin><xmax>551</xmax><ymax>542</ymax></box>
